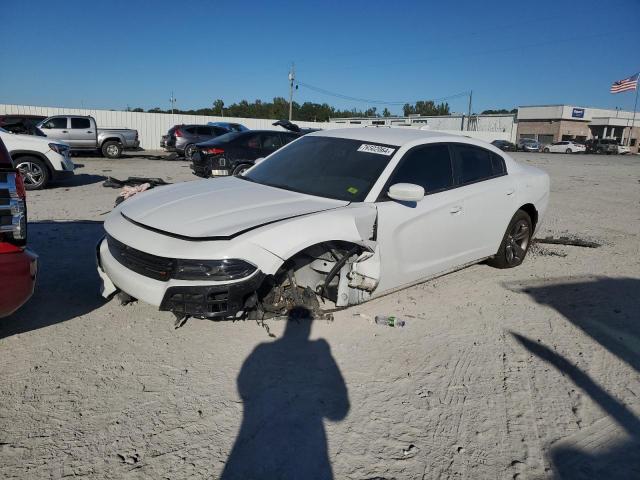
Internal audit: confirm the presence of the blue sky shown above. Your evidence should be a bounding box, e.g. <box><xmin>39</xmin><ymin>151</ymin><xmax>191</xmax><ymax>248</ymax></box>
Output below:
<box><xmin>2</xmin><ymin>0</ymin><xmax>639</xmax><ymax>115</ymax></box>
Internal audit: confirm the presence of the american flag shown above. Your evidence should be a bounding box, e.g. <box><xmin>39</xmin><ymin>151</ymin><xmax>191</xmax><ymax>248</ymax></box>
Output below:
<box><xmin>610</xmin><ymin>73</ymin><xmax>639</xmax><ymax>94</ymax></box>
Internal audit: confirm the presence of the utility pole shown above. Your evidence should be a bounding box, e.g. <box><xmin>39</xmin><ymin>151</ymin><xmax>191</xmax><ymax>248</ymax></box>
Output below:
<box><xmin>467</xmin><ymin>90</ymin><xmax>473</xmax><ymax>131</ymax></box>
<box><xmin>169</xmin><ymin>92</ymin><xmax>177</xmax><ymax>115</ymax></box>
<box><xmin>628</xmin><ymin>86</ymin><xmax>639</xmax><ymax>146</ymax></box>
<box><xmin>288</xmin><ymin>63</ymin><xmax>295</xmax><ymax>121</ymax></box>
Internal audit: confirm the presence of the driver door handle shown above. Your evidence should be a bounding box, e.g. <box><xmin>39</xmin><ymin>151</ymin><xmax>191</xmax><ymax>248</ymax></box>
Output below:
<box><xmin>450</xmin><ymin>206</ymin><xmax>462</xmax><ymax>214</ymax></box>
<box><xmin>62</xmin><ymin>130</ymin><xmax>68</xmax><ymax>133</ymax></box>
<box><xmin>506</xmin><ymin>188</ymin><xmax>515</xmax><ymax>195</ymax></box>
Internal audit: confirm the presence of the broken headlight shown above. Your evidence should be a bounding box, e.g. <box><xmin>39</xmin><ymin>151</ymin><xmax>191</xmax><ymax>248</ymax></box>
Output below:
<box><xmin>174</xmin><ymin>258</ymin><xmax>256</xmax><ymax>281</ymax></box>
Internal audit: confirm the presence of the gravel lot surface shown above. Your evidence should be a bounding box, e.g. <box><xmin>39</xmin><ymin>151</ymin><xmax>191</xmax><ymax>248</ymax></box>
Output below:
<box><xmin>1</xmin><ymin>151</ymin><xmax>639</xmax><ymax>479</ymax></box>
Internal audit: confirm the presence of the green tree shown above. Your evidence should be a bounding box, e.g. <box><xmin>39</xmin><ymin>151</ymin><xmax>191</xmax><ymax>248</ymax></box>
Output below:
<box><xmin>382</xmin><ymin>108</ymin><xmax>391</xmax><ymax>117</ymax></box>
<box><xmin>213</xmin><ymin>99</ymin><xmax>224</xmax><ymax>116</ymax></box>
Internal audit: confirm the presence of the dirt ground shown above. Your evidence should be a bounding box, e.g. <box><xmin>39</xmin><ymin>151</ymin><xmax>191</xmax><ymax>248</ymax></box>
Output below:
<box><xmin>1</xmin><ymin>151</ymin><xmax>639</xmax><ymax>479</ymax></box>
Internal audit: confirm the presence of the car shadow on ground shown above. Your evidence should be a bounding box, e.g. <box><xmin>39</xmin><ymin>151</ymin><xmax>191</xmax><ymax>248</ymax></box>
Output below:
<box><xmin>51</xmin><ymin>173</ymin><xmax>107</xmax><ymax>188</ymax></box>
<box><xmin>122</xmin><ymin>153</ymin><xmax>180</xmax><ymax>161</ymax></box>
<box><xmin>221</xmin><ymin>307</ymin><xmax>350</xmax><ymax>480</ymax></box>
<box><xmin>510</xmin><ymin>276</ymin><xmax>640</xmax><ymax>479</ymax></box>
<box><xmin>0</xmin><ymin>221</ymin><xmax>106</xmax><ymax>339</ymax></box>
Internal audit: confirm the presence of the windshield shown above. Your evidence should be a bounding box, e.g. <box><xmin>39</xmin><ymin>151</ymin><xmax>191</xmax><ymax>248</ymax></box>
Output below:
<box><xmin>242</xmin><ymin>136</ymin><xmax>397</xmax><ymax>202</ymax></box>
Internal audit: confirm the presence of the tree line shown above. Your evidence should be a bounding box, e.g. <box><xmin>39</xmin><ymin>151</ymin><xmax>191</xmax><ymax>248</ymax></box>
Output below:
<box><xmin>129</xmin><ymin>97</ymin><xmax>453</xmax><ymax>122</ymax></box>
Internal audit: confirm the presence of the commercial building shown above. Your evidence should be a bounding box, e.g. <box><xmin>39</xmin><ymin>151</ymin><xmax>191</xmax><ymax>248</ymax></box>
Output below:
<box><xmin>516</xmin><ymin>105</ymin><xmax>639</xmax><ymax>152</ymax></box>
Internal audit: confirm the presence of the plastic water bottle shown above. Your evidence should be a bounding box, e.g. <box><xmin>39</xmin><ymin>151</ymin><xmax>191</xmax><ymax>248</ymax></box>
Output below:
<box><xmin>375</xmin><ymin>315</ymin><xmax>406</xmax><ymax>327</ymax></box>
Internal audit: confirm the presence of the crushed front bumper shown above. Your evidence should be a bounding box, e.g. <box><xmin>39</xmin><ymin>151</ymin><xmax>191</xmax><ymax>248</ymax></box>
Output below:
<box><xmin>96</xmin><ymin>237</ymin><xmax>266</xmax><ymax>319</ymax></box>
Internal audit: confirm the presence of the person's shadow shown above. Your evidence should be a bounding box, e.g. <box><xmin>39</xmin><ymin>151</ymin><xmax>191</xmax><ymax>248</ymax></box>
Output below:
<box><xmin>221</xmin><ymin>307</ymin><xmax>349</xmax><ymax>480</ymax></box>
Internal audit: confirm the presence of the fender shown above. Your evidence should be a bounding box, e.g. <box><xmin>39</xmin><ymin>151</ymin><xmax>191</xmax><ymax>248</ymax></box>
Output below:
<box><xmin>8</xmin><ymin>149</ymin><xmax>55</xmax><ymax>174</ymax></box>
<box><xmin>247</xmin><ymin>203</ymin><xmax>377</xmax><ymax>265</ymax></box>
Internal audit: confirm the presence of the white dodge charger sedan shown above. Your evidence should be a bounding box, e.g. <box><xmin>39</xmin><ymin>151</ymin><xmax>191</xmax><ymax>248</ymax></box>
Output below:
<box><xmin>97</xmin><ymin>128</ymin><xmax>549</xmax><ymax>319</ymax></box>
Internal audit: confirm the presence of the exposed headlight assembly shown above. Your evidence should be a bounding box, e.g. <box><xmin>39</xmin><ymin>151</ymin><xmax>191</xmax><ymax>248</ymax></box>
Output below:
<box><xmin>174</xmin><ymin>258</ymin><xmax>257</xmax><ymax>281</ymax></box>
<box><xmin>48</xmin><ymin>143</ymin><xmax>69</xmax><ymax>155</ymax></box>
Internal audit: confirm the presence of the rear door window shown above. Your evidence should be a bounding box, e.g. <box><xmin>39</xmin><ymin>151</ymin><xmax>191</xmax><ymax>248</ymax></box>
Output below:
<box><xmin>452</xmin><ymin>144</ymin><xmax>504</xmax><ymax>185</ymax></box>
<box><xmin>70</xmin><ymin>117</ymin><xmax>91</xmax><ymax>129</ymax></box>
<box><xmin>386</xmin><ymin>144</ymin><xmax>454</xmax><ymax>194</ymax></box>
<box><xmin>281</xmin><ymin>133</ymin><xmax>299</xmax><ymax>144</ymax></box>
<box><xmin>260</xmin><ymin>133</ymin><xmax>283</xmax><ymax>150</ymax></box>
<box><xmin>184</xmin><ymin>126</ymin><xmax>197</xmax><ymax>135</ymax></box>
<box><xmin>212</xmin><ymin>127</ymin><xmax>229</xmax><ymax>136</ymax></box>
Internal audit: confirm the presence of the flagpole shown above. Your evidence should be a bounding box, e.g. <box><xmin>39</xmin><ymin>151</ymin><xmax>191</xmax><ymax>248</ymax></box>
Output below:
<box><xmin>629</xmin><ymin>85</ymin><xmax>639</xmax><ymax>147</ymax></box>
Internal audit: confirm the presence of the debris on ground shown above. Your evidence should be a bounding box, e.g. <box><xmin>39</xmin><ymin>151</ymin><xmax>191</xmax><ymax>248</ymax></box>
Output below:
<box><xmin>534</xmin><ymin>235</ymin><xmax>601</xmax><ymax>248</ymax></box>
<box><xmin>374</xmin><ymin>315</ymin><xmax>406</xmax><ymax>327</ymax></box>
<box><xmin>102</xmin><ymin>176</ymin><xmax>171</xmax><ymax>205</ymax></box>
<box><xmin>102</xmin><ymin>176</ymin><xmax>171</xmax><ymax>189</ymax></box>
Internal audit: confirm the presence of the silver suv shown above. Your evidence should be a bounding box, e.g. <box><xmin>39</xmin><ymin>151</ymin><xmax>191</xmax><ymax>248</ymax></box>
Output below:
<box><xmin>166</xmin><ymin>124</ymin><xmax>230</xmax><ymax>159</ymax></box>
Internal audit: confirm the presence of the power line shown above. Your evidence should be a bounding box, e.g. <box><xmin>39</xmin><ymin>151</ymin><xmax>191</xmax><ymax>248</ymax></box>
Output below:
<box><xmin>296</xmin><ymin>81</ymin><xmax>469</xmax><ymax>106</ymax></box>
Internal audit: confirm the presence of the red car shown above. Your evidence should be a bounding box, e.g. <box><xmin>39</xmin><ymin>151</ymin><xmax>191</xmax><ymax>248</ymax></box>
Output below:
<box><xmin>0</xmin><ymin>137</ymin><xmax>37</xmax><ymax>317</ymax></box>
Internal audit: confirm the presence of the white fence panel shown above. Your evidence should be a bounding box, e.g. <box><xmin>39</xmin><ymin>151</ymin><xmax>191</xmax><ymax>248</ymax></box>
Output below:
<box><xmin>0</xmin><ymin>104</ymin><xmax>514</xmax><ymax>148</ymax></box>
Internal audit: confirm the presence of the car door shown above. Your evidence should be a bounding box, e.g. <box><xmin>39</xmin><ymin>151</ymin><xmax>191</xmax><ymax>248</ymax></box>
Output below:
<box><xmin>448</xmin><ymin>143</ymin><xmax>516</xmax><ymax>263</ymax></box>
<box><xmin>68</xmin><ymin>117</ymin><xmax>95</xmax><ymax>148</ymax></box>
<box><xmin>39</xmin><ymin>117</ymin><xmax>69</xmax><ymax>142</ymax></box>
<box><xmin>258</xmin><ymin>132</ymin><xmax>284</xmax><ymax>158</ymax></box>
<box><xmin>375</xmin><ymin>143</ymin><xmax>465</xmax><ymax>292</ymax></box>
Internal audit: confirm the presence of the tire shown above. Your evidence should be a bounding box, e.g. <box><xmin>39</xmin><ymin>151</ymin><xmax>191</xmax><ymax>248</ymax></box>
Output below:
<box><xmin>16</xmin><ymin>156</ymin><xmax>50</xmax><ymax>190</ymax></box>
<box><xmin>233</xmin><ymin>163</ymin><xmax>252</xmax><ymax>176</ymax></box>
<box><xmin>184</xmin><ymin>144</ymin><xmax>197</xmax><ymax>160</ymax></box>
<box><xmin>565</xmin><ymin>148</ymin><xmax>572</xmax><ymax>153</ymax></box>
<box><xmin>543</xmin><ymin>147</ymin><xmax>550</xmax><ymax>153</ymax></box>
<box><xmin>488</xmin><ymin>210</ymin><xmax>533</xmax><ymax>269</ymax></box>
<box><xmin>101</xmin><ymin>141</ymin><xmax>123</xmax><ymax>159</ymax></box>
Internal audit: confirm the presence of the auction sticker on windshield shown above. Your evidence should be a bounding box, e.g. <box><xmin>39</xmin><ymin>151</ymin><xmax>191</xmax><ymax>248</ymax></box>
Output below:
<box><xmin>357</xmin><ymin>144</ymin><xmax>395</xmax><ymax>155</ymax></box>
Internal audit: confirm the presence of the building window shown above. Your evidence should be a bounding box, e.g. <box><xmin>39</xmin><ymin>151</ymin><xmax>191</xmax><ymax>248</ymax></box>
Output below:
<box><xmin>631</xmin><ymin>139</ymin><xmax>637</xmax><ymax>147</ymax></box>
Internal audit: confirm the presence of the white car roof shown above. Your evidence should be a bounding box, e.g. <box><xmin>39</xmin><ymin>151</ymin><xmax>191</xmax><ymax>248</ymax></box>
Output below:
<box><xmin>308</xmin><ymin>127</ymin><xmax>455</xmax><ymax>146</ymax></box>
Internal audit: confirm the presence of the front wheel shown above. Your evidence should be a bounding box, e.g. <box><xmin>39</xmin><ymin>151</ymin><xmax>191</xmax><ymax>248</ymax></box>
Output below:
<box><xmin>543</xmin><ymin>147</ymin><xmax>550</xmax><ymax>153</ymax></box>
<box><xmin>233</xmin><ymin>163</ymin><xmax>252</xmax><ymax>176</ymax></box>
<box><xmin>16</xmin><ymin>157</ymin><xmax>50</xmax><ymax>190</ymax></box>
<box><xmin>488</xmin><ymin>210</ymin><xmax>532</xmax><ymax>269</ymax></box>
<box><xmin>565</xmin><ymin>148</ymin><xmax>572</xmax><ymax>153</ymax></box>
<box><xmin>102</xmin><ymin>141</ymin><xmax>123</xmax><ymax>159</ymax></box>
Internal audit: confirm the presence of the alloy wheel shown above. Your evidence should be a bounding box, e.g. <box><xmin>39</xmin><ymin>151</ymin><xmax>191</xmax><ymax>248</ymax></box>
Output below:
<box><xmin>106</xmin><ymin>144</ymin><xmax>119</xmax><ymax>157</ymax></box>
<box><xmin>505</xmin><ymin>220</ymin><xmax>530</xmax><ymax>265</ymax></box>
<box><xmin>16</xmin><ymin>161</ymin><xmax>44</xmax><ymax>187</ymax></box>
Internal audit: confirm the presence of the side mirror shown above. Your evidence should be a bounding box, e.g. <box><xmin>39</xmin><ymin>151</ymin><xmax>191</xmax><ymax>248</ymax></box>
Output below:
<box><xmin>253</xmin><ymin>157</ymin><xmax>265</xmax><ymax>166</ymax></box>
<box><xmin>387</xmin><ymin>183</ymin><xmax>425</xmax><ymax>202</ymax></box>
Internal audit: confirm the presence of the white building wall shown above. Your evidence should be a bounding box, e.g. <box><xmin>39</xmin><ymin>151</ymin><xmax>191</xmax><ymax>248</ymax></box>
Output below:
<box><xmin>0</xmin><ymin>104</ymin><xmax>514</xmax><ymax>148</ymax></box>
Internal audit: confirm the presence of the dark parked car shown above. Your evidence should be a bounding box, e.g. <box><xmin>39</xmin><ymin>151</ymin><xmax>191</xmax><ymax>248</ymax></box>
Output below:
<box><xmin>165</xmin><ymin>124</ymin><xmax>230</xmax><ymax>159</ymax></box>
<box><xmin>585</xmin><ymin>138</ymin><xmax>622</xmax><ymax>154</ymax></box>
<box><xmin>208</xmin><ymin>121</ymin><xmax>249</xmax><ymax>132</ymax></box>
<box><xmin>0</xmin><ymin>137</ymin><xmax>38</xmax><ymax>317</ymax></box>
<box><xmin>191</xmin><ymin>130</ymin><xmax>301</xmax><ymax>177</ymax></box>
<box><xmin>0</xmin><ymin>115</ymin><xmax>46</xmax><ymax>135</ymax></box>
<box><xmin>491</xmin><ymin>140</ymin><xmax>517</xmax><ymax>152</ymax></box>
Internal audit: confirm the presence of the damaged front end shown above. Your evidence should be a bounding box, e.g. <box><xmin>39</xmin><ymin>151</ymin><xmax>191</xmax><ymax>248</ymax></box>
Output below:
<box><xmin>250</xmin><ymin>240</ymin><xmax>381</xmax><ymax>320</ymax></box>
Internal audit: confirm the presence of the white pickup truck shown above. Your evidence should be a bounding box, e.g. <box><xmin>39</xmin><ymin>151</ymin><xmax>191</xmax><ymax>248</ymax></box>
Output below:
<box><xmin>37</xmin><ymin>115</ymin><xmax>140</xmax><ymax>158</ymax></box>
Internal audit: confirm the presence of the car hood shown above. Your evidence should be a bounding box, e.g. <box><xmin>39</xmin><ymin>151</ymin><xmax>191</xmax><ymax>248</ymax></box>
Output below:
<box><xmin>118</xmin><ymin>176</ymin><xmax>349</xmax><ymax>239</ymax></box>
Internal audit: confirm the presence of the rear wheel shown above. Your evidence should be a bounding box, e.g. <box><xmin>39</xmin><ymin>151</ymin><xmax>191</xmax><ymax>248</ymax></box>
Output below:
<box><xmin>184</xmin><ymin>144</ymin><xmax>197</xmax><ymax>160</ymax></box>
<box><xmin>102</xmin><ymin>141</ymin><xmax>122</xmax><ymax>159</ymax></box>
<box><xmin>488</xmin><ymin>210</ymin><xmax>532</xmax><ymax>269</ymax></box>
<box><xmin>233</xmin><ymin>163</ymin><xmax>252</xmax><ymax>176</ymax></box>
<box><xmin>16</xmin><ymin>157</ymin><xmax>50</xmax><ymax>190</ymax></box>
